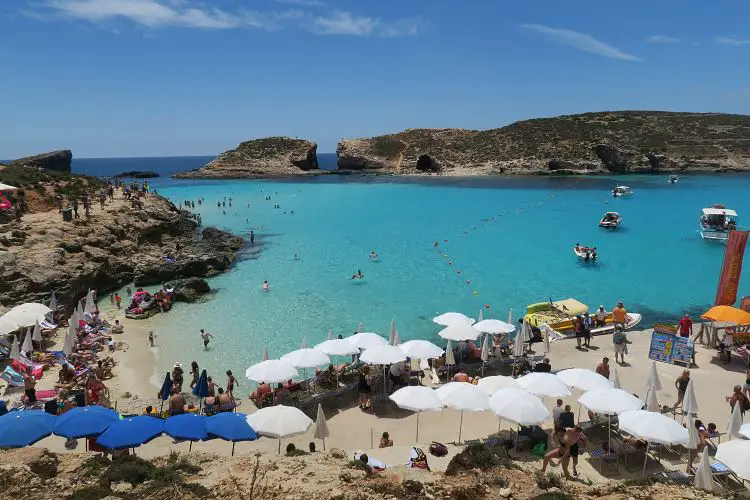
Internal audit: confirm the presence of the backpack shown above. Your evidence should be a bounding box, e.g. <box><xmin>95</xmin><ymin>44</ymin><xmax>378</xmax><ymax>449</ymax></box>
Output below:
<box><xmin>429</xmin><ymin>442</ymin><xmax>448</xmax><ymax>457</ymax></box>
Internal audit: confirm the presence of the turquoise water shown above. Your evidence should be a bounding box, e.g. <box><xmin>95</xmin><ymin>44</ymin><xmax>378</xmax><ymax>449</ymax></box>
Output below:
<box><xmin>136</xmin><ymin>173</ymin><xmax>750</xmax><ymax>379</ymax></box>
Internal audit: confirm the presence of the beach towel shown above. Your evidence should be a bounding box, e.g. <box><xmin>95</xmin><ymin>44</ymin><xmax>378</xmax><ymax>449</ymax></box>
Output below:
<box><xmin>34</xmin><ymin>389</ymin><xmax>58</xmax><ymax>400</ymax></box>
<box><xmin>0</xmin><ymin>366</ymin><xmax>25</xmax><ymax>386</ymax></box>
<box><xmin>0</xmin><ymin>192</ymin><xmax>12</xmax><ymax>210</ymax></box>
<box><xmin>11</xmin><ymin>359</ymin><xmax>43</xmax><ymax>380</ymax></box>
<box><xmin>39</xmin><ymin>320</ymin><xmax>57</xmax><ymax>330</ymax></box>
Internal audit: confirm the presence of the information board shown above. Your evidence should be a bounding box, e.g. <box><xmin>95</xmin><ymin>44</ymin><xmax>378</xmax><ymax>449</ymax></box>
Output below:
<box><xmin>648</xmin><ymin>331</ymin><xmax>675</xmax><ymax>363</ymax></box>
<box><xmin>672</xmin><ymin>336</ymin><xmax>694</xmax><ymax>366</ymax></box>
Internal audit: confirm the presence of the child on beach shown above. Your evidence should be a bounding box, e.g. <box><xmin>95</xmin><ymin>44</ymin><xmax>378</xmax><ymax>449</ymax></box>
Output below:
<box><xmin>226</xmin><ymin>370</ymin><xmax>238</xmax><ymax>402</ymax></box>
<box><xmin>114</xmin><ymin>293</ymin><xmax>121</xmax><ymax>308</ymax></box>
<box><xmin>148</xmin><ymin>331</ymin><xmax>154</xmax><ymax>347</ymax></box>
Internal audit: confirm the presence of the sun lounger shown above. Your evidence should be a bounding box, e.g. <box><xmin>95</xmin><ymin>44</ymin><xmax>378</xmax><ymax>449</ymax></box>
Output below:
<box><xmin>463</xmin><ymin>439</ymin><xmax>480</xmax><ymax>446</ymax></box>
<box><xmin>508</xmin><ymin>428</ymin><xmax>530</xmax><ymax>451</ymax></box>
<box><xmin>0</xmin><ymin>366</ymin><xmax>25</xmax><ymax>386</ymax></box>
<box><xmin>588</xmin><ymin>447</ymin><xmax>619</xmax><ymax>474</ymax></box>
<box><xmin>654</xmin><ymin>470</ymin><xmax>693</xmax><ymax>485</ymax></box>
<box><xmin>710</xmin><ymin>461</ymin><xmax>746</xmax><ymax>492</ymax></box>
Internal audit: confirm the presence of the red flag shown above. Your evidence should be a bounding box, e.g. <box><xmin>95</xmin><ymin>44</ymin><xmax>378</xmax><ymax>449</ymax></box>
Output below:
<box><xmin>715</xmin><ymin>230</ymin><xmax>749</xmax><ymax>306</ymax></box>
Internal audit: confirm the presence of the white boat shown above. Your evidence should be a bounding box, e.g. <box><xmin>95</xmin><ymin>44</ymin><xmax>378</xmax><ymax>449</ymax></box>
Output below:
<box><xmin>612</xmin><ymin>186</ymin><xmax>633</xmax><ymax>197</ymax></box>
<box><xmin>573</xmin><ymin>245</ymin><xmax>598</xmax><ymax>261</ymax></box>
<box><xmin>599</xmin><ymin>211</ymin><xmax>622</xmax><ymax>229</ymax></box>
<box><xmin>668</xmin><ymin>175</ymin><xmax>679</xmax><ymax>184</ymax></box>
<box><xmin>699</xmin><ymin>205</ymin><xmax>738</xmax><ymax>241</ymax></box>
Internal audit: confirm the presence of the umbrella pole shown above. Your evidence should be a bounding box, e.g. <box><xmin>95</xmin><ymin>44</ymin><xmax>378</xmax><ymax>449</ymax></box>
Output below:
<box><xmin>642</xmin><ymin>442</ymin><xmax>650</xmax><ymax>476</ymax></box>
<box><xmin>416</xmin><ymin>412</ymin><xmax>420</xmax><ymax>443</ymax></box>
<box><xmin>458</xmin><ymin>410</ymin><xmax>465</xmax><ymax>443</ymax></box>
<box><xmin>278</xmin><ymin>438</ymin><xmax>281</xmax><ymax>455</ymax></box>
<box><xmin>232</xmin><ymin>442</ymin><xmax>236</xmax><ymax>456</ymax></box>
<box><xmin>322</xmin><ymin>438</ymin><xmax>326</xmax><ymax>451</ymax></box>
<box><xmin>189</xmin><ymin>441</ymin><xmax>193</xmax><ymax>453</ymax></box>
<box><xmin>577</xmin><ymin>403</ymin><xmax>582</xmax><ymax>423</ymax></box>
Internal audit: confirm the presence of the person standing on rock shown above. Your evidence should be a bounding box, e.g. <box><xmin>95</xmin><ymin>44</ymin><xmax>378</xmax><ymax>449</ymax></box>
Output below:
<box><xmin>250</xmin><ymin>230</ymin><xmax>255</xmax><ymax>245</ymax></box>
<box><xmin>72</xmin><ymin>198</ymin><xmax>79</xmax><ymax>219</ymax></box>
<box><xmin>200</xmin><ymin>329</ymin><xmax>213</xmax><ymax>349</ymax></box>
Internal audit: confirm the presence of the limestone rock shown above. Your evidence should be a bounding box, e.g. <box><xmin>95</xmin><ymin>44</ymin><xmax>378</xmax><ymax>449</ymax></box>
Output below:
<box><xmin>336</xmin><ymin>111</ymin><xmax>750</xmax><ymax>175</ymax></box>
<box><xmin>9</xmin><ymin>150</ymin><xmax>73</xmax><ymax>172</ymax></box>
<box><xmin>175</xmin><ymin>137</ymin><xmax>320</xmax><ymax>179</ymax></box>
<box><xmin>171</xmin><ymin>277</ymin><xmax>211</xmax><ymax>303</ymax></box>
<box><xmin>111</xmin><ymin>482</ymin><xmax>133</xmax><ymax>494</ymax></box>
<box><xmin>113</xmin><ymin>170</ymin><xmax>160</xmax><ymax>178</ymax></box>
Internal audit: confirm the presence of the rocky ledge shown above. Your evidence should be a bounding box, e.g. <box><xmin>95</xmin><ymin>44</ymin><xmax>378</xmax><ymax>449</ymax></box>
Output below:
<box><xmin>174</xmin><ymin>137</ymin><xmax>319</xmax><ymax>179</ymax></box>
<box><xmin>114</xmin><ymin>170</ymin><xmax>160</xmax><ymax>179</ymax></box>
<box><xmin>337</xmin><ymin>111</ymin><xmax>750</xmax><ymax>175</ymax></box>
<box><xmin>8</xmin><ymin>150</ymin><xmax>73</xmax><ymax>173</ymax></box>
<box><xmin>0</xmin><ymin>194</ymin><xmax>242</xmax><ymax>313</ymax></box>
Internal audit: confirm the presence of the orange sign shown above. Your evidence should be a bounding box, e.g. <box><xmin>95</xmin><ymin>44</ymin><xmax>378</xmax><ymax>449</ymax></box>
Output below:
<box><xmin>715</xmin><ymin>231</ymin><xmax>749</xmax><ymax>306</ymax></box>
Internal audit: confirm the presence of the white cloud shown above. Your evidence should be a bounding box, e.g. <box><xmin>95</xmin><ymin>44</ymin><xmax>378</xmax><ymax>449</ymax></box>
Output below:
<box><xmin>716</xmin><ymin>36</ymin><xmax>750</xmax><ymax>46</ymax></box>
<box><xmin>310</xmin><ymin>10</ymin><xmax>420</xmax><ymax>37</ymax></box>
<box><xmin>647</xmin><ymin>35</ymin><xmax>679</xmax><ymax>44</ymax></box>
<box><xmin>521</xmin><ymin>24</ymin><xmax>642</xmax><ymax>61</ymax></box>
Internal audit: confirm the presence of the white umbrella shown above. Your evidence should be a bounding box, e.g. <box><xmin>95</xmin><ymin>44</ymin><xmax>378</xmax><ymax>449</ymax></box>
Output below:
<box><xmin>645</xmin><ymin>387</ymin><xmax>660</xmax><ymax>412</ymax></box>
<box><xmin>300</xmin><ymin>335</ymin><xmax>308</xmax><ymax>349</ymax></box>
<box><xmin>611</xmin><ymin>367</ymin><xmax>622</xmax><ymax>389</ymax></box>
<box><xmin>389</xmin><ymin>386</ymin><xmax>443</xmax><ymax>441</ymax></box>
<box><xmin>517</xmin><ymin>372</ymin><xmax>572</xmax><ymax>398</ymax></box>
<box><xmin>682</xmin><ymin>378</ymin><xmax>699</xmax><ymax>417</ymax></box>
<box><xmin>514</xmin><ymin>321</ymin><xmax>528</xmax><ymax>357</ymax></box>
<box><xmin>393</xmin><ymin>331</ymin><xmax>401</xmax><ymax>346</ymax></box>
<box><xmin>433</xmin><ymin>312</ymin><xmax>475</xmax><ymax>327</ymax></box>
<box><xmin>694</xmin><ymin>448</ymin><xmax>714</xmax><ymax>492</ymax></box>
<box><xmin>477</xmin><ymin>375</ymin><xmax>519</xmax><ymax>395</ymax></box>
<box><xmin>31</xmin><ymin>320</ymin><xmax>42</xmax><ymax>343</ymax></box>
<box><xmin>388</xmin><ymin>320</ymin><xmax>396</xmax><ymax>345</ymax></box>
<box><xmin>21</xmin><ymin>328</ymin><xmax>33</xmax><ymax>354</ymax></box>
<box><xmin>687</xmin><ymin>416</ymin><xmax>700</xmax><ymax>450</ymax></box>
<box><xmin>245</xmin><ymin>360</ymin><xmax>298</xmax><ymax>383</ymax></box>
<box><xmin>557</xmin><ymin>368</ymin><xmax>614</xmax><ymax>391</ymax></box>
<box><xmin>262</xmin><ymin>348</ymin><xmax>269</xmax><ymax>361</ymax></box>
<box><xmin>478</xmin><ymin>309</ymin><xmax>484</xmax><ymax>322</ymax></box>
<box><xmin>9</xmin><ymin>335</ymin><xmax>19</xmax><ymax>360</ymax></box>
<box><xmin>0</xmin><ymin>316</ymin><xmax>20</xmax><ymax>336</ymax></box>
<box><xmin>83</xmin><ymin>290</ymin><xmax>97</xmax><ymax>316</ymax></box>
<box><xmin>281</xmin><ymin>348</ymin><xmax>331</xmax><ymax>369</ymax></box>
<box><xmin>578</xmin><ymin>388</ymin><xmax>643</xmax><ymax>415</ymax></box>
<box><xmin>246</xmin><ymin>405</ymin><xmax>312</xmax><ymax>453</ymax></box>
<box><xmin>489</xmin><ymin>388</ymin><xmax>550</xmax><ymax>426</ymax></box>
<box><xmin>480</xmin><ymin>335</ymin><xmax>489</xmax><ymax>375</ymax></box>
<box><xmin>438</xmin><ymin>323</ymin><xmax>480</xmax><ymax>341</ymax></box>
<box><xmin>347</xmin><ymin>332</ymin><xmax>387</xmax><ymax>351</ymax></box>
<box><xmin>314</xmin><ymin>403</ymin><xmax>330</xmax><ymax>450</ymax></box>
<box><xmin>507</xmin><ymin>307</ymin><xmax>513</xmax><ymax>326</ymax></box>
<box><xmin>716</xmin><ymin>440</ymin><xmax>750</xmax><ymax>481</ymax></box>
<box><xmin>445</xmin><ymin>340</ymin><xmax>456</xmax><ymax>366</ymax></box>
<box><xmin>48</xmin><ymin>291</ymin><xmax>57</xmax><ymax>314</ymax></box>
<box><xmin>541</xmin><ymin>323</ymin><xmax>552</xmax><ymax>354</ymax></box>
<box><xmin>326</xmin><ymin>328</ymin><xmax>334</xmax><ymax>340</ymax></box>
<box><xmin>62</xmin><ymin>327</ymin><xmax>73</xmax><ymax>356</ymax></box>
<box><xmin>726</xmin><ymin>402</ymin><xmax>742</xmax><ymax>439</ymax></box>
<box><xmin>436</xmin><ymin>382</ymin><xmax>490</xmax><ymax>442</ymax></box>
<box><xmin>359</xmin><ymin>345</ymin><xmax>405</xmax><ymax>365</ymax></box>
<box><xmin>738</xmin><ymin>423</ymin><xmax>750</xmax><ymax>439</ymax></box>
<box><xmin>314</xmin><ymin>339</ymin><xmax>359</xmax><ymax>357</ymax></box>
<box><xmin>398</xmin><ymin>340</ymin><xmax>443</xmax><ymax>359</ymax></box>
<box><xmin>357</xmin><ymin>322</ymin><xmax>363</xmax><ymax>333</ymax></box>
<box><xmin>618</xmin><ymin>409</ymin><xmax>690</xmax><ymax>475</ymax></box>
<box><xmin>474</xmin><ymin>319</ymin><xmax>515</xmax><ymax>334</ymax></box>
<box><xmin>3</xmin><ymin>303</ymin><xmax>51</xmax><ymax>327</ymax></box>
<box><xmin>645</xmin><ymin>361</ymin><xmax>663</xmax><ymax>392</ymax></box>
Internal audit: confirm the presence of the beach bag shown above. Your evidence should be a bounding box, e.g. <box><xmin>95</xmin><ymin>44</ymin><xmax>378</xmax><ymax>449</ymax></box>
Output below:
<box><xmin>531</xmin><ymin>443</ymin><xmax>546</xmax><ymax>457</ymax></box>
<box><xmin>429</xmin><ymin>442</ymin><xmax>448</xmax><ymax>457</ymax></box>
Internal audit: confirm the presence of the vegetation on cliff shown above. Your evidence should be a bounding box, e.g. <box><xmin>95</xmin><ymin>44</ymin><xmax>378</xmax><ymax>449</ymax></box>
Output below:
<box><xmin>7</xmin><ymin>150</ymin><xmax>73</xmax><ymax>173</ymax></box>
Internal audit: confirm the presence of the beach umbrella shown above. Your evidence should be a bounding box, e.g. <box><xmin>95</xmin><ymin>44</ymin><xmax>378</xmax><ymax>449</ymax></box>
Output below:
<box><xmin>726</xmin><ymin>402</ymin><xmax>743</xmax><ymax>439</ymax></box>
<box><xmin>347</xmin><ymin>332</ymin><xmax>387</xmax><ymax>351</ymax></box>
<box><xmin>246</xmin><ymin>405</ymin><xmax>313</xmax><ymax>454</ymax></box>
<box><xmin>358</xmin><ymin>322</ymin><xmax>363</xmax><ymax>333</ymax></box>
<box><xmin>245</xmin><ymin>360</ymin><xmax>298</xmax><ymax>383</ymax></box>
<box><xmin>445</xmin><ymin>340</ymin><xmax>456</xmax><ymax>366</ymax></box>
<box><xmin>645</xmin><ymin>387</ymin><xmax>660</xmax><ymax>412</ymax></box>
<box><xmin>0</xmin><ymin>411</ymin><xmax>56</xmax><ymax>447</ymax></box>
<box><xmin>388</xmin><ymin>320</ymin><xmax>396</xmax><ymax>345</ymax></box>
<box><xmin>262</xmin><ymin>348</ymin><xmax>269</xmax><ymax>361</ymax></box>
<box><xmin>517</xmin><ymin>372</ymin><xmax>571</xmax><ymax>398</ymax></box>
<box><xmin>62</xmin><ymin>326</ymin><xmax>73</xmax><ymax>357</ymax></box>
<box><xmin>514</xmin><ymin>321</ymin><xmax>528</xmax><ymax>358</ymax></box>
<box><xmin>314</xmin><ymin>403</ymin><xmax>330</xmax><ymax>450</ymax></box>
<box><xmin>716</xmin><ymin>440</ymin><xmax>750</xmax><ymax>481</ymax></box>
<box><xmin>507</xmin><ymin>307</ymin><xmax>513</xmax><ymax>326</ymax></box>
<box><xmin>480</xmin><ymin>335</ymin><xmax>489</xmax><ymax>375</ymax></box>
<box><xmin>3</xmin><ymin>303</ymin><xmax>51</xmax><ymax>327</ymax></box>
<box><xmin>477</xmin><ymin>375</ymin><xmax>519</xmax><ymax>395</ymax></box>
<box><xmin>687</xmin><ymin>415</ymin><xmax>700</xmax><ymax>450</ymax></box>
<box><xmin>21</xmin><ymin>328</ymin><xmax>33</xmax><ymax>354</ymax></box>
<box><xmin>611</xmin><ymin>367</ymin><xmax>621</xmax><ymax>389</ymax></box>
<box><xmin>300</xmin><ymin>335</ymin><xmax>308</xmax><ymax>349</ymax></box>
<box><xmin>9</xmin><ymin>335</ymin><xmax>19</xmax><ymax>360</ymax></box>
<box><xmin>53</xmin><ymin>406</ymin><xmax>120</xmax><ymax>439</ymax></box>
<box><xmin>205</xmin><ymin>412</ymin><xmax>257</xmax><ymax>456</ymax></box>
<box><xmin>701</xmin><ymin>305</ymin><xmax>750</xmax><ymax>324</ymax></box>
<box><xmin>682</xmin><ymin>378</ymin><xmax>699</xmax><ymax>418</ymax></box>
<box><xmin>390</xmin><ymin>386</ymin><xmax>442</xmax><ymax>442</ymax></box>
<box><xmin>438</xmin><ymin>323</ymin><xmax>480</xmax><ymax>342</ymax></box>
<box><xmin>398</xmin><ymin>340</ymin><xmax>443</xmax><ymax>359</ymax></box>
<box><xmin>618</xmin><ymin>409</ymin><xmax>689</xmax><ymax>474</ymax></box>
<box><xmin>474</xmin><ymin>319</ymin><xmax>515</xmax><ymax>334</ymax></box>
<box><xmin>326</xmin><ymin>328</ymin><xmax>334</xmax><ymax>341</ymax></box>
<box><xmin>157</xmin><ymin>371</ymin><xmax>172</xmax><ymax>413</ymax></box>
<box><xmin>48</xmin><ymin>291</ymin><xmax>57</xmax><ymax>315</ymax></box>
<box><xmin>433</xmin><ymin>312</ymin><xmax>475</xmax><ymax>327</ymax></box>
<box><xmin>359</xmin><ymin>345</ymin><xmax>406</xmax><ymax>365</ymax></box>
<box><xmin>96</xmin><ymin>416</ymin><xmax>164</xmax><ymax>450</ymax></box>
<box><xmin>541</xmin><ymin>323</ymin><xmax>551</xmax><ymax>354</ymax></box>
<box><xmin>478</xmin><ymin>309</ymin><xmax>484</xmax><ymax>322</ymax></box>
<box><xmin>436</xmin><ymin>382</ymin><xmax>489</xmax><ymax>442</ymax></box>
<box><xmin>314</xmin><ymin>339</ymin><xmax>359</xmax><ymax>357</ymax></box>
<box><xmin>192</xmin><ymin>370</ymin><xmax>209</xmax><ymax>398</ymax></box>
<box><xmin>578</xmin><ymin>388</ymin><xmax>643</xmax><ymax>415</ymax></box>
<box><xmin>393</xmin><ymin>331</ymin><xmax>401</xmax><ymax>346</ymax></box>
<box><xmin>645</xmin><ymin>361</ymin><xmax>663</xmax><ymax>392</ymax></box>
<box><xmin>490</xmin><ymin>388</ymin><xmax>549</xmax><ymax>426</ymax></box>
<box><xmin>281</xmin><ymin>348</ymin><xmax>331</xmax><ymax>369</ymax></box>
<box><xmin>739</xmin><ymin>423</ymin><xmax>750</xmax><ymax>439</ymax></box>
<box><xmin>0</xmin><ymin>315</ymin><xmax>20</xmax><ymax>336</ymax></box>
<box><xmin>694</xmin><ymin>448</ymin><xmax>714</xmax><ymax>492</ymax></box>
<box><xmin>31</xmin><ymin>320</ymin><xmax>42</xmax><ymax>343</ymax></box>
<box><xmin>557</xmin><ymin>368</ymin><xmax>613</xmax><ymax>392</ymax></box>
<box><xmin>83</xmin><ymin>290</ymin><xmax>97</xmax><ymax>315</ymax></box>
<box><xmin>164</xmin><ymin>413</ymin><xmax>208</xmax><ymax>444</ymax></box>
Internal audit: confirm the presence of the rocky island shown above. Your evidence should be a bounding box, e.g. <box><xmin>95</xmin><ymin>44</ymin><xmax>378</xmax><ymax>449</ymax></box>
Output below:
<box><xmin>113</xmin><ymin>170</ymin><xmax>160</xmax><ymax>179</ymax></box>
<box><xmin>337</xmin><ymin>111</ymin><xmax>750</xmax><ymax>175</ymax></box>
<box><xmin>174</xmin><ymin>137</ymin><xmax>320</xmax><ymax>179</ymax></box>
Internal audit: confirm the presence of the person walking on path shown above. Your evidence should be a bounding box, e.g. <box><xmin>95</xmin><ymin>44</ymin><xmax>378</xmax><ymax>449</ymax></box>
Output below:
<box><xmin>582</xmin><ymin>313</ymin><xmax>593</xmax><ymax>348</ymax></box>
<box><xmin>674</xmin><ymin>370</ymin><xmax>690</xmax><ymax>412</ymax></box>
<box><xmin>148</xmin><ymin>331</ymin><xmax>154</xmax><ymax>347</ymax></box>
<box><xmin>200</xmin><ymin>329</ymin><xmax>214</xmax><ymax>349</ymax></box>
<box><xmin>612</xmin><ymin>301</ymin><xmax>627</xmax><ymax>327</ymax></box>
<box><xmin>678</xmin><ymin>314</ymin><xmax>693</xmax><ymax>338</ymax></box>
<box><xmin>613</xmin><ymin>325</ymin><xmax>629</xmax><ymax>365</ymax></box>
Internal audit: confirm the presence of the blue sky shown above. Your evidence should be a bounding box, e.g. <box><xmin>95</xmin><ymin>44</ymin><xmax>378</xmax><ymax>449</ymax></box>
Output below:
<box><xmin>2</xmin><ymin>0</ymin><xmax>749</xmax><ymax>157</ymax></box>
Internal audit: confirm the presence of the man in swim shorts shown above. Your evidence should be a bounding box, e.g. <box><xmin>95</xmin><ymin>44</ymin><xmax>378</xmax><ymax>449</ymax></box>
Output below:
<box><xmin>200</xmin><ymin>329</ymin><xmax>213</xmax><ymax>349</ymax></box>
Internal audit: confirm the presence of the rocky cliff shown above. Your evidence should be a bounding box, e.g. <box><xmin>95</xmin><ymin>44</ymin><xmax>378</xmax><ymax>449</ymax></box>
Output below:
<box><xmin>174</xmin><ymin>137</ymin><xmax>319</xmax><ymax>178</ymax></box>
<box><xmin>337</xmin><ymin>111</ymin><xmax>750</xmax><ymax>175</ymax></box>
<box><xmin>8</xmin><ymin>150</ymin><xmax>73</xmax><ymax>173</ymax></box>
<box><xmin>0</xmin><ymin>194</ymin><xmax>242</xmax><ymax>313</ymax></box>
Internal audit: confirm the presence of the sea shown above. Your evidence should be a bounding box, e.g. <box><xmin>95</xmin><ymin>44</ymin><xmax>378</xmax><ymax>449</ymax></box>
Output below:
<box><xmin>73</xmin><ymin>156</ymin><xmax>750</xmax><ymax>381</ymax></box>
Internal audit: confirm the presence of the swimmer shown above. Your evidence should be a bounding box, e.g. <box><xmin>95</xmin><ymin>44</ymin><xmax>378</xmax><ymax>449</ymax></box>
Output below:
<box><xmin>293</xmin><ymin>253</ymin><xmax>300</xmax><ymax>260</ymax></box>
<box><xmin>350</xmin><ymin>270</ymin><xmax>364</xmax><ymax>280</ymax></box>
<box><xmin>261</xmin><ymin>280</ymin><xmax>270</xmax><ymax>291</ymax></box>
<box><xmin>369</xmin><ymin>251</ymin><xmax>378</xmax><ymax>260</ymax></box>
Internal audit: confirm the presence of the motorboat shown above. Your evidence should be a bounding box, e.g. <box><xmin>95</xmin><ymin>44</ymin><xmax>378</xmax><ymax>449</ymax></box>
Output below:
<box><xmin>668</xmin><ymin>175</ymin><xmax>679</xmax><ymax>184</ymax></box>
<box><xmin>524</xmin><ymin>298</ymin><xmax>642</xmax><ymax>336</ymax></box>
<box><xmin>699</xmin><ymin>205</ymin><xmax>738</xmax><ymax>241</ymax></box>
<box><xmin>599</xmin><ymin>211</ymin><xmax>622</xmax><ymax>229</ymax></box>
<box><xmin>611</xmin><ymin>185</ymin><xmax>633</xmax><ymax>197</ymax></box>
<box><xmin>573</xmin><ymin>245</ymin><xmax>597</xmax><ymax>261</ymax></box>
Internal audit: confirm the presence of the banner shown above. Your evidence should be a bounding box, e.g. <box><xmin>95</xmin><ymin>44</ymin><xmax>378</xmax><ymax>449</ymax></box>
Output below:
<box><xmin>715</xmin><ymin>230</ymin><xmax>749</xmax><ymax>306</ymax></box>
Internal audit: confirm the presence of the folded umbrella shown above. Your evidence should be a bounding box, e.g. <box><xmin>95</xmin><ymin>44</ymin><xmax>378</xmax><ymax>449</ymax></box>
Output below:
<box><xmin>53</xmin><ymin>406</ymin><xmax>120</xmax><ymax>439</ymax></box>
<box><xmin>96</xmin><ymin>416</ymin><xmax>164</xmax><ymax>449</ymax></box>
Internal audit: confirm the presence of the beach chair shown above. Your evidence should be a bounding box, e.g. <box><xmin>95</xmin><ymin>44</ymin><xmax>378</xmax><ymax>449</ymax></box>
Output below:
<box><xmin>588</xmin><ymin>447</ymin><xmax>619</xmax><ymax>474</ymax></box>
<box><xmin>371</xmin><ymin>394</ymin><xmax>392</xmax><ymax>415</ymax></box>
<box><xmin>463</xmin><ymin>439</ymin><xmax>480</xmax><ymax>446</ymax></box>
<box><xmin>482</xmin><ymin>437</ymin><xmax>504</xmax><ymax>447</ymax></box>
<box><xmin>655</xmin><ymin>470</ymin><xmax>693</xmax><ymax>485</ymax></box>
<box><xmin>508</xmin><ymin>428</ymin><xmax>530</xmax><ymax>451</ymax></box>
<box><xmin>710</xmin><ymin>461</ymin><xmax>746</xmax><ymax>492</ymax></box>
<box><xmin>0</xmin><ymin>366</ymin><xmax>25</xmax><ymax>387</ymax></box>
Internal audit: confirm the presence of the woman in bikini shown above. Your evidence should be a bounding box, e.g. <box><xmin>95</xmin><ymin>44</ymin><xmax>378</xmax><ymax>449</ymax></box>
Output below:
<box><xmin>541</xmin><ymin>427</ymin><xmax>571</xmax><ymax>478</ymax></box>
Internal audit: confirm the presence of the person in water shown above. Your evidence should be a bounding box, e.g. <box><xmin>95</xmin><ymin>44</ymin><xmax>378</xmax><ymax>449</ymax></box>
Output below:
<box><xmin>369</xmin><ymin>251</ymin><xmax>378</xmax><ymax>260</ymax></box>
<box><xmin>262</xmin><ymin>280</ymin><xmax>270</xmax><ymax>291</ymax></box>
<box><xmin>351</xmin><ymin>270</ymin><xmax>364</xmax><ymax>280</ymax></box>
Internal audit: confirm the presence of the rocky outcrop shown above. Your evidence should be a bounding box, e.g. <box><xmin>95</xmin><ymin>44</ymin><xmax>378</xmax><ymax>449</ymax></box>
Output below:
<box><xmin>0</xmin><ymin>195</ymin><xmax>243</xmax><ymax>313</ymax></box>
<box><xmin>113</xmin><ymin>171</ymin><xmax>160</xmax><ymax>179</ymax></box>
<box><xmin>170</xmin><ymin>277</ymin><xmax>212</xmax><ymax>303</ymax></box>
<box><xmin>174</xmin><ymin>137</ymin><xmax>320</xmax><ymax>179</ymax></box>
<box><xmin>9</xmin><ymin>150</ymin><xmax>73</xmax><ymax>173</ymax></box>
<box><xmin>337</xmin><ymin>111</ymin><xmax>750</xmax><ymax>175</ymax></box>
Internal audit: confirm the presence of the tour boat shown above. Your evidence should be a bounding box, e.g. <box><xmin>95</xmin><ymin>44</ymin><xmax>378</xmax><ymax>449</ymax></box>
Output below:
<box><xmin>573</xmin><ymin>245</ymin><xmax>597</xmax><ymax>261</ymax></box>
<box><xmin>524</xmin><ymin>298</ymin><xmax>642</xmax><ymax>337</ymax></box>
<box><xmin>611</xmin><ymin>186</ymin><xmax>633</xmax><ymax>197</ymax></box>
<box><xmin>599</xmin><ymin>211</ymin><xmax>622</xmax><ymax>229</ymax></box>
<box><xmin>699</xmin><ymin>205</ymin><xmax>738</xmax><ymax>241</ymax></box>
<box><xmin>668</xmin><ymin>175</ymin><xmax>679</xmax><ymax>184</ymax></box>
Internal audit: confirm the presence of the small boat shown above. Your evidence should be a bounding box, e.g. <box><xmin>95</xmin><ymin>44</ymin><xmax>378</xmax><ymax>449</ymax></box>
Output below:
<box><xmin>699</xmin><ymin>205</ymin><xmax>738</xmax><ymax>241</ymax></box>
<box><xmin>524</xmin><ymin>298</ymin><xmax>642</xmax><ymax>336</ymax></box>
<box><xmin>599</xmin><ymin>211</ymin><xmax>622</xmax><ymax>229</ymax></box>
<box><xmin>573</xmin><ymin>245</ymin><xmax>597</xmax><ymax>261</ymax></box>
<box><xmin>668</xmin><ymin>175</ymin><xmax>679</xmax><ymax>184</ymax></box>
<box><xmin>611</xmin><ymin>186</ymin><xmax>633</xmax><ymax>197</ymax></box>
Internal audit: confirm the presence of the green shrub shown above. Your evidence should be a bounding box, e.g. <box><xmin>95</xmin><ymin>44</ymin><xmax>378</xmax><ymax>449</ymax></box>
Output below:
<box><xmin>534</xmin><ymin>470</ymin><xmax>563</xmax><ymax>490</ymax></box>
<box><xmin>67</xmin><ymin>485</ymin><xmax>112</xmax><ymax>500</ymax></box>
<box><xmin>445</xmin><ymin>443</ymin><xmax>515</xmax><ymax>476</ymax></box>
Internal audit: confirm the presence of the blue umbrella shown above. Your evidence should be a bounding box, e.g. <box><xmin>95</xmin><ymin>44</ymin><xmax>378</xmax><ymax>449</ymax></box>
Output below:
<box><xmin>0</xmin><ymin>410</ymin><xmax>56</xmax><ymax>447</ymax></box>
<box><xmin>158</xmin><ymin>371</ymin><xmax>172</xmax><ymax>414</ymax></box>
<box><xmin>96</xmin><ymin>416</ymin><xmax>164</xmax><ymax>450</ymax></box>
<box><xmin>53</xmin><ymin>406</ymin><xmax>120</xmax><ymax>439</ymax></box>
<box><xmin>192</xmin><ymin>369</ymin><xmax>209</xmax><ymax>399</ymax></box>
<box><xmin>164</xmin><ymin>413</ymin><xmax>208</xmax><ymax>451</ymax></box>
<box><xmin>205</xmin><ymin>412</ymin><xmax>257</xmax><ymax>456</ymax></box>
